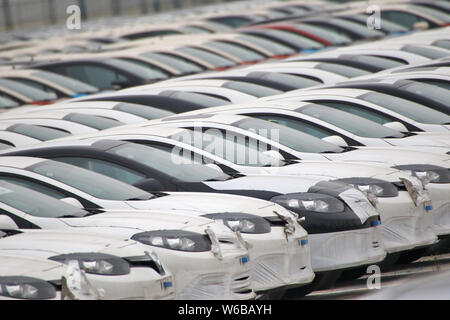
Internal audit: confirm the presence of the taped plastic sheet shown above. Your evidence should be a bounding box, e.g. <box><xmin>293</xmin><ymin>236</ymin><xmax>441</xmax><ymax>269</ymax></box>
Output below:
<box><xmin>401</xmin><ymin>177</ymin><xmax>432</xmax><ymax>208</ymax></box>
<box><xmin>176</xmin><ymin>271</ymin><xmax>254</xmax><ymax>300</ymax></box>
<box><xmin>61</xmin><ymin>260</ymin><xmax>102</xmax><ymax>300</ymax></box>
<box><xmin>172</xmin><ymin>223</ymin><xmax>254</xmax><ymax>300</ymax></box>
<box><xmin>381</xmin><ymin>216</ymin><xmax>438</xmax><ymax>253</ymax></box>
<box><xmin>308</xmin><ymin>226</ymin><xmax>386</xmax><ymax>272</ymax></box>
<box><xmin>432</xmin><ymin>202</ymin><xmax>450</xmax><ymax>236</ymax></box>
<box><xmin>339</xmin><ymin>188</ymin><xmax>379</xmax><ymax>224</ymax></box>
<box><xmin>251</xmin><ymin>239</ymin><xmax>314</xmax><ymax>292</ymax></box>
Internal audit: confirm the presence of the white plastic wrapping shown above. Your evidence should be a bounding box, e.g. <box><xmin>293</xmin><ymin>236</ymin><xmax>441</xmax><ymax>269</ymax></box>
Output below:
<box><xmin>380</xmin><ymin>215</ymin><xmax>438</xmax><ymax>253</ymax></box>
<box><xmin>308</xmin><ymin>226</ymin><xmax>386</xmax><ymax>272</ymax></box>
<box><xmin>339</xmin><ymin>188</ymin><xmax>380</xmax><ymax>223</ymax></box>
<box><xmin>432</xmin><ymin>202</ymin><xmax>450</xmax><ymax>236</ymax></box>
<box><xmin>251</xmin><ymin>235</ymin><xmax>314</xmax><ymax>292</ymax></box>
<box><xmin>61</xmin><ymin>260</ymin><xmax>102</xmax><ymax>300</ymax></box>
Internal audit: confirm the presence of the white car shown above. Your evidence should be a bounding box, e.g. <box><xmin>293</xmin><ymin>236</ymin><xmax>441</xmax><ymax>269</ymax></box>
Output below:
<box><xmin>6</xmin><ymin>137</ymin><xmax>389</xmax><ymax>283</ymax></box>
<box><xmin>0</xmin><ymin>156</ymin><xmax>315</xmax><ymax>296</ymax></box>
<box><xmin>181</xmin><ymin>100</ymin><xmax>450</xmax><ymax>150</ymax></box>
<box><xmin>0</xmin><ymin>180</ymin><xmax>255</xmax><ymax>300</ymax></box>
<box><xmin>0</xmin><ymin>253</ymin><xmax>67</xmax><ymax>300</ymax></box>
<box><xmin>118</xmin><ymin>115</ymin><xmax>450</xmax><ymax>243</ymax></box>
<box><xmin>264</xmin><ymin>87</ymin><xmax>450</xmax><ymax>133</ymax></box>
<box><xmin>0</xmin><ymin>226</ymin><xmax>175</xmax><ymax>300</ymax></box>
<box><xmin>58</xmin><ymin>126</ymin><xmax>442</xmax><ymax>259</ymax></box>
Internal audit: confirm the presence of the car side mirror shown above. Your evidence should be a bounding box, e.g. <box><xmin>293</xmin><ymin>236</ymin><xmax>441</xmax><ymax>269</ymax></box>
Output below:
<box><xmin>205</xmin><ymin>163</ymin><xmax>225</xmax><ymax>173</ymax></box>
<box><xmin>322</xmin><ymin>135</ymin><xmax>348</xmax><ymax>147</ymax></box>
<box><xmin>382</xmin><ymin>121</ymin><xmax>408</xmax><ymax>132</ymax></box>
<box><xmin>413</xmin><ymin>21</ymin><xmax>429</xmax><ymax>30</ymax></box>
<box><xmin>262</xmin><ymin>150</ymin><xmax>285</xmax><ymax>160</ymax></box>
<box><xmin>111</xmin><ymin>79</ymin><xmax>131</xmax><ymax>90</ymax></box>
<box><xmin>0</xmin><ymin>215</ymin><xmax>19</xmax><ymax>230</ymax></box>
<box><xmin>60</xmin><ymin>197</ymin><xmax>84</xmax><ymax>209</ymax></box>
<box><xmin>133</xmin><ymin>178</ymin><xmax>165</xmax><ymax>192</ymax></box>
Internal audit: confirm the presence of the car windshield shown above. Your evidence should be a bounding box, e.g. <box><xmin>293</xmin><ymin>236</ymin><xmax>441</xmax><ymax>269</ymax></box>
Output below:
<box><xmin>170</xmin><ymin>128</ymin><xmax>285</xmax><ymax>167</ymax></box>
<box><xmin>203</xmin><ymin>41</ymin><xmax>265</xmax><ymax>62</ymax></box>
<box><xmin>329</xmin><ymin>18</ymin><xmax>385</xmax><ymax>37</ymax></box>
<box><xmin>315</xmin><ymin>62</ymin><xmax>370</xmax><ymax>77</ymax></box>
<box><xmin>0</xmin><ymin>95</ymin><xmax>19</xmax><ymax>109</ymax></box>
<box><xmin>63</xmin><ymin>113</ymin><xmax>124</xmax><ymax>130</ymax></box>
<box><xmin>410</xmin><ymin>4</ymin><xmax>450</xmax><ymax>23</ymax></box>
<box><xmin>233</xmin><ymin>117</ymin><xmax>344</xmax><ymax>153</ymax></box>
<box><xmin>399</xmin><ymin>81</ymin><xmax>450</xmax><ymax>108</ymax></box>
<box><xmin>294</xmin><ymin>23</ymin><xmax>352</xmax><ymax>43</ymax></box>
<box><xmin>222</xmin><ymin>80</ymin><xmax>282</xmax><ymax>97</ymax></box>
<box><xmin>110</xmin><ymin>143</ymin><xmax>231</xmax><ymax>182</ymax></box>
<box><xmin>141</xmin><ymin>52</ymin><xmax>204</xmax><ymax>74</ymax></box>
<box><xmin>257</xmin><ymin>29</ymin><xmax>323</xmax><ymax>49</ymax></box>
<box><xmin>345</xmin><ymin>55</ymin><xmax>406</xmax><ymax>69</ymax></box>
<box><xmin>7</xmin><ymin>123</ymin><xmax>70</xmax><ymax>141</ymax></box>
<box><xmin>247</xmin><ymin>71</ymin><xmax>322</xmax><ymax>89</ymax></box>
<box><xmin>401</xmin><ymin>45</ymin><xmax>450</xmax><ymax>59</ymax></box>
<box><xmin>106</xmin><ymin>58</ymin><xmax>168</xmax><ymax>80</ymax></box>
<box><xmin>175</xmin><ymin>47</ymin><xmax>236</xmax><ymax>68</ymax></box>
<box><xmin>344</xmin><ymin>14</ymin><xmax>407</xmax><ymax>33</ymax></box>
<box><xmin>0</xmin><ymin>181</ymin><xmax>87</xmax><ymax>218</ymax></box>
<box><xmin>433</xmin><ymin>40</ymin><xmax>450</xmax><ymax>50</ymax></box>
<box><xmin>159</xmin><ymin>90</ymin><xmax>230</xmax><ymax>107</ymax></box>
<box><xmin>113</xmin><ymin>102</ymin><xmax>174</xmax><ymax>119</ymax></box>
<box><xmin>27</xmin><ymin>160</ymin><xmax>152</xmax><ymax>200</ymax></box>
<box><xmin>298</xmin><ymin>104</ymin><xmax>404</xmax><ymax>138</ymax></box>
<box><xmin>0</xmin><ymin>78</ymin><xmax>57</xmax><ymax>101</ymax></box>
<box><xmin>236</xmin><ymin>35</ymin><xmax>295</xmax><ymax>56</ymax></box>
<box><xmin>359</xmin><ymin>91</ymin><xmax>450</xmax><ymax>125</ymax></box>
<box><xmin>33</xmin><ymin>71</ymin><xmax>99</xmax><ymax>94</ymax></box>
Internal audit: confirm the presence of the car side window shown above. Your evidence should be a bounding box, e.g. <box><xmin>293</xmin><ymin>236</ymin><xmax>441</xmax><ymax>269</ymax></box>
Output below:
<box><xmin>53</xmin><ymin>157</ymin><xmax>146</xmax><ymax>185</ymax></box>
<box><xmin>56</xmin><ymin>64</ymin><xmax>123</xmax><ymax>89</ymax></box>
<box><xmin>312</xmin><ymin>100</ymin><xmax>396</xmax><ymax>125</ymax></box>
<box><xmin>0</xmin><ymin>175</ymin><xmax>66</xmax><ymax>199</ymax></box>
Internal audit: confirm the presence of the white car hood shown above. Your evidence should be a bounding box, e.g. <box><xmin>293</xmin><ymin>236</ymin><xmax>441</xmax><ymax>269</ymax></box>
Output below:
<box><xmin>127</xmin><ymin>192</ymin><xmax>283</xmax><ymax>218</ymax></box>
<box><xmin>60</xmin><ymin>209</ymin><xmax>213</xmax><ymax>232</ymax></box>
<box><xmin>325</xmin><ymin>148</ymin><xmax>450</xmax><ymax>167</ymax></box>
<box><xmin>0</xmin><ymin>230</ymin><xmax>150</xmax><ymax>259</ymax></box>
<box><xmin>203</xmin><ymin>175</ymin><xmax>327</xmax><ymax>194</ymax></box>
<box><xmin>263</xmin><ymin>161</ymin><xmax>414</xmax><ymax>182</ymax></box>
<box><xmin>0</xmin><ymin>254</ymin><xmax>64</xmax><ymax>279</ymax></box>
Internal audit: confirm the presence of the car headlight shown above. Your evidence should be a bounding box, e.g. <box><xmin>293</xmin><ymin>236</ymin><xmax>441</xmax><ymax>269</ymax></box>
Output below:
<box><xmin>334</xmin><ymin>178</ymin><xmax>399</xmax><ymax>197</ymax></box>
<box><xmin>202</xmin><ymin>212</ymin><xmax>271</xmax><ymax>234</ymax></box>
<box><xmin>49</xmin><ymin>253</ymin><xmax>130</xmax><ymax>275</ymax></box>
<box><xmin>270</xmin><ymin>193</ymin><xmax>345</xmax><ymax>213</ymax></box>
<box><xmin>393</xmin><ymin>164</ymin><xmax>450</xmax><ymax>184</ymax></box>
<box><xmin>131</xmin><ymin>230</ymin><xmax>212</xmax><ymax>252</ymax></box>
<box><xmin>0</xmin><ymin>276</ymin><xmax>56</xmax><ymax>300</ymax></box>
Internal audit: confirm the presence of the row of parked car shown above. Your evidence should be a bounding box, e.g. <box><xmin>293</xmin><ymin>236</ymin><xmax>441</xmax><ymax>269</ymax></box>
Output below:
<box><xmin>0</xmin><ymin>0</ymin><xmax>449</xmax><ymax>300</ymax></box>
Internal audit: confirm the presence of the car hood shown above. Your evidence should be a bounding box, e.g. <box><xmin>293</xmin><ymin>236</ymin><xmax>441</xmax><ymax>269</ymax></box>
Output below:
<box><xmin>126</xmin><ymin>192</ymin><xmax>284</xmax><ymax>218</ymax></box>
<box><xmin>60</xmin><ymin>209</ymin><xmax>214</xmax><ymax>233</ymax></box>
<box><xmin>263</xmin><ymin>161</ymin><xmax>414</xmax><ymax>182</ymax></box>
<box><xmin>0</xmin><ymin>230</ymin><xmax>152</xmax><ymax>259</ymax></box>
<box><xmin>325</xmin><ymin>147</ymin><xmax>450</xmax><ymax>167</ymax></box>
<box><xmin>0</xmin><ymin>254</ymin><xmax>65</xmax><ymax>279</ymax></box>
